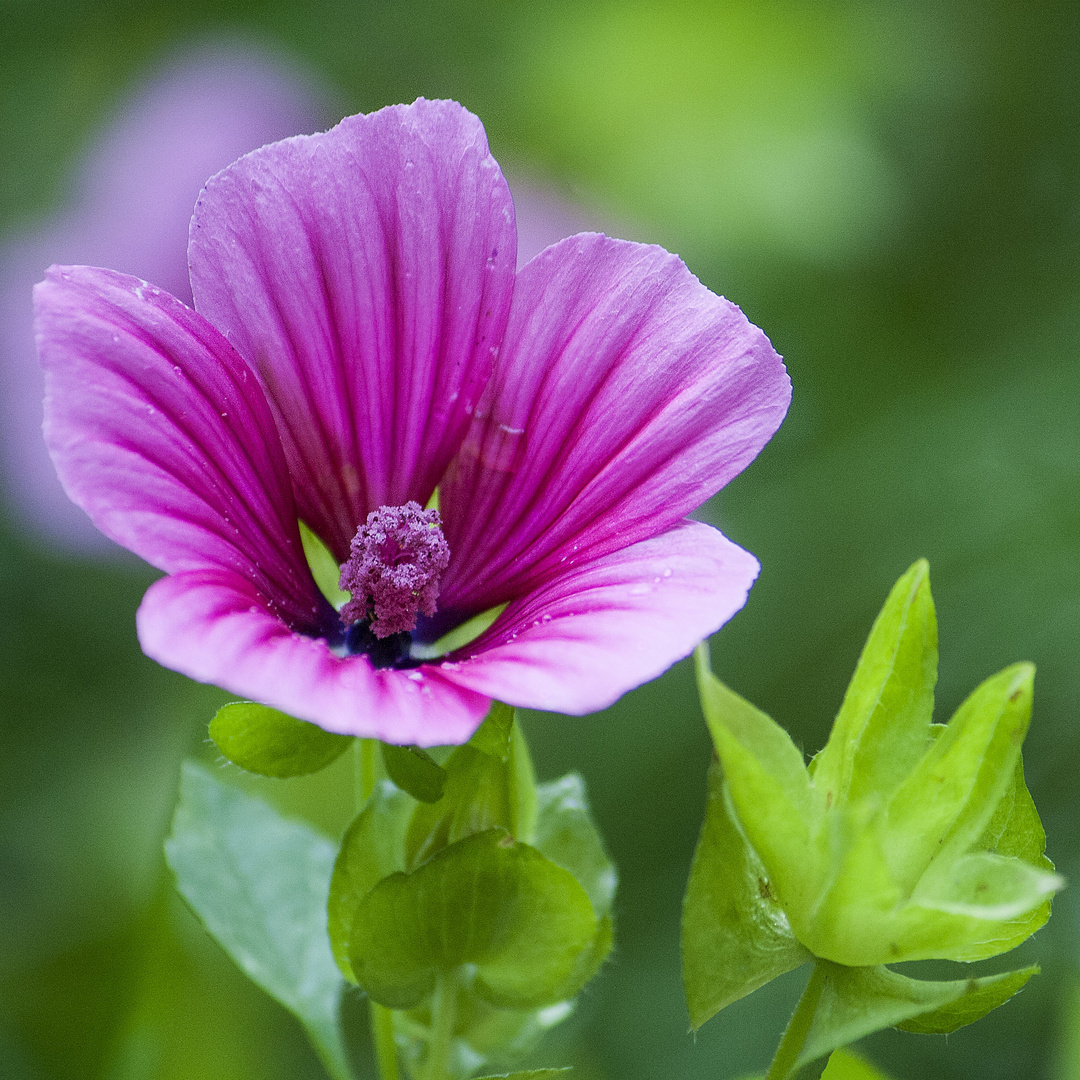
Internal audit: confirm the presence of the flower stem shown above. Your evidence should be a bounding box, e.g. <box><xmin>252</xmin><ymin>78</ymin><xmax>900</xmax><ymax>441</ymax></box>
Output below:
<box><xmin>356</xmin><ymin>738</ymin><xmax>378</xmax><ymax>810</ymax></box>
<box><xmin>355</xmin><ymin>739</ymin><xmax>398</xmax><ymax>1080</ymax></box>
<box><xmin>371</xmin><ymin>1001</ymin><xmax>400</xmax><ymax>1080</ymax></box>
<box><xmin>765</xmin><ymin>961</ymin><xmax>827</xmax><ymax>1080</ymax></box>
<box><xmin>424</xmin><ymin>971</ymin><xmax>458</xmax><ymax>1080</ymax></box>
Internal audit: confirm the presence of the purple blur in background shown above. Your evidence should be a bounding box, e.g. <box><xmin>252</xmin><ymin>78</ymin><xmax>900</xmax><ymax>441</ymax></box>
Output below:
<box><xmin>0</xmin><ymin>41</ymin><xmax>603</xmax><ymax>557</ymax></box>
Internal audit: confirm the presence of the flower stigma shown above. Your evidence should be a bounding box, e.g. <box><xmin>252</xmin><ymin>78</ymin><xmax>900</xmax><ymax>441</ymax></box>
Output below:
<box><xmin>337</xmin><ymin>501</ymin><xmax>451</xmax><ymax>666</ymax></box>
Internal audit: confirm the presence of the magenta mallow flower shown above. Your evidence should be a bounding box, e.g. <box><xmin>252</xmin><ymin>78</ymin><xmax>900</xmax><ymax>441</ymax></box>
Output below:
<box><xmin>35</xmin><ymin>99</ymin><xmax>791</xmax><ymax>745</ymax></box>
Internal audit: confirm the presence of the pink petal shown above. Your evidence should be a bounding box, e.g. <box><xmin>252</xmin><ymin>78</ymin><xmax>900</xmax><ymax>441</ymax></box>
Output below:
<box><xmin>138</xmin><ymin>568</ymin><xmax>492</xmax><ymax>745</ymax></box>
<box><xmin>188</xmin><ymin>98</ymin><xmax>517</xmax><ymax>562</ymax></box>
<box><xmin>437</xmin><ymin>520</ymin><xmax>758</xmax><ymax>716</ymax></box>
<box><xmin>438</xmin><ymin>234</ymin><xmax>790</xmax><ymax>616</ymax></box>
<box><xmin>36</xmin><ymin>265</ymin><xmax>328</xmax><ymax>634</ymax></box>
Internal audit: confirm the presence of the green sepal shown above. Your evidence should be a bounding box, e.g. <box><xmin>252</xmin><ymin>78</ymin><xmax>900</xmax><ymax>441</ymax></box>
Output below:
<box><xmin>682</xmin><ymin>759</ymin><xmax>812</xmax><ymax>1029</ymax></box>
<box><xmin>348</xmin><ymin>828</ymin><xmax>598</xmax><ymax>1010</ymax></box>
<box><xmin>209</xmin><ymin>701</ymin><xmax>352</xmax><ymax>778</ymax></box>
<box><xmin>811</xmin><ymin>559</ymin><xmax>937</xmax><ymax>809</ymax></box>
<box><xmin>164</xmin><ymin>762</ymin><xmax>351</xmax><ymax>1080</ymax></box>
<box><xmin>886</xmin><ymin>663</ymin><xmax>1037</xmax><ymax>894</ymax></box>
<box><xmin>895</xmin><ymin>964</ymin><xmax>1038</xmax><ymax>1033</ymax></box>
<box><xmin>406</xmin><ymin>707</ymin><xmax>537</xmax><ymax>867</ymax></box>
<box><xmin>470</xmin><ymin>701</ymin><xmax>515</xmax><ymax>760</ymax></box>
<box><xmin>694</xmin><ymin>645</ymin><xmax>822</xmax><ymax>916</ymax></box>
<box><xmin>327</xmin><ymin>780</ymin><xmax>414</xmax><ymax>982</ymax></box>
<box><xmin>299</xmin><ymin>520</ymin><xmax>350</xmax><ymax>609</ymax></box>
<box><xmin>796</xmin><ymin>960</ymin><xmax>1038</xmax><ymax>1068</ymax></box>
<box><xmin>382</xmin><ymin>743</ymin><xmax>448</xmax><ymax>803</ymax></box>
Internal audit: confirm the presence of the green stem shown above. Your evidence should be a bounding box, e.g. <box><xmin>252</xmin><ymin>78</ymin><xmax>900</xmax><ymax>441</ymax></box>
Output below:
<box><xmin>355</xmin><ymin>738</ymin><xmax>398</xmax><ymax>1080</ymax></box>
<box><xmin>765</xmin><ymin>961</ymin><xmax>828</xmax><ymax>1080</ymax></box>
<box><xmin>371</xmin><ymin>1001</ymin><xmax>400</xmax><ymax>1080</ymax></box>
<box><xmin>424</xmin><ymin>971</ymin><xmax>458</xmax><ymax>1080</ymax></box>
<box><xmin>355</xmin><ymin>738</ymin><xmax>378</xmax><ymax>810</ymax></box>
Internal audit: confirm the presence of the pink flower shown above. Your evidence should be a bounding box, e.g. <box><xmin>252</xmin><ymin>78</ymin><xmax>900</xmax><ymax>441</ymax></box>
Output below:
<box><xmin>34</xmin><ymin>99</ymin><xmax>790</xmax><ymax>745</ymax></box>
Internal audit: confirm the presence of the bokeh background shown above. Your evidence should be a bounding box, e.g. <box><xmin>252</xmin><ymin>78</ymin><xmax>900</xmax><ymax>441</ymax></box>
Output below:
<box><xmin>2</xmin><ymin>1</ymin><xmax>1079</xmax><ymax>1078</ymax></box>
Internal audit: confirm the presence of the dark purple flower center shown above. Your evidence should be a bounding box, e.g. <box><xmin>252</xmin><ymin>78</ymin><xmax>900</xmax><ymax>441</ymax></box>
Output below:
<box><xmin>338</xmin><ymin>502</ymin><xmax>451</xmax><ymax>658</ymax></box>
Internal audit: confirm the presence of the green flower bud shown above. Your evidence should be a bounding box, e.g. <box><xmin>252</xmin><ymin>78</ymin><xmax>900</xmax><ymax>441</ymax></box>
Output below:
<box><xmin>695</xmin><ymin>560</ymin><xmax>1060</xmax><ymax>970</ymax></box>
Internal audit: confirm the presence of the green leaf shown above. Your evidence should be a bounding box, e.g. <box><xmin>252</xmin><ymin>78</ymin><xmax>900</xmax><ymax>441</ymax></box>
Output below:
<box><xmin>797</xmin><ymin>961</ymin><xmax>1038</xmax><ymax>1067</ymax></box>
<box><xmin>820</xmin><ymin>1048</ymin><xmax>894</xmax><ymax>1079</ymax></box>
<box><xmin>682</xmin><ymin>760</ymin><xmax>811</xmax><ymax>1029</ymax></box>
<box><xmin>405</xmin><ymin>710</ymin><xmax>538</xmax><ymax>866</ymax></box>
<box><xmin>327</xmin><ymin>780</ymin><xmax>414</xmax><ymax>982</ymax></box>
<box><xmin>300</xmin><ymin>520</ymin><xmax>350</xmax><ymax>609</ymax></box>
<box><xmin>811</xmin><ymin>560</ymin><xmax>937</xmax><ymax>809</ymax></box>
<box><xmin>534</xmin><ymin>775</ymin><xmax>617</xmax><ymax>919</ymax></box>
<box><xmin>164</xmin><ymin>762</ymin><xmax>351</xmax><ymax>1080</ymax></box>
<box><xmin>695</xmin><ymin>645</ymin><xmax>822</xmax><ymax>915</ymax></box>
<box><xmin>349</xmin><ymin>829</ymin><xmax>598</xmax><ymax>1010</ymax></box>
<box><xmin>209</xmin><ymin>701</ymin><xmax>352</xmax><ymax>778</ymax></box>
<box><xmin>975</xmin><ymin>753</ymin><xmax>1052</xmax><ymax>868</ymax></box>
<box><xmin>381</xmin><ymin>743</ymin><xmax>447</xmax><ymax>803</ymax></box>
<box><xmin>896</xmin><ymin>965</ymin><xmax>1038</xmax><ymax>1033</ymax></box>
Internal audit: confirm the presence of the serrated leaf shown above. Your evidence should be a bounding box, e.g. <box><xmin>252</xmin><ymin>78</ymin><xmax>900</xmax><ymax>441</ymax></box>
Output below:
<box><xmin>209</xmin><ymin>701</ymin><xmax>351</xmax><ymax>778</ymax></box>
<box><xmin>350</xmin><ymin>829</ymin><xmax>598</xmax><ymax>1010</ymax></box>
<box><xmin>682</xmin><ymin>760</ymin><xmax>811</xmax><ymax>1029</ymax></box>
<box><xmin>164</xmin><ymin>762</ymin><xmax>351</xmax><ymax>1080</ymax></box>
<box><xmin>812</xmin><ymin>560</ymin><xmax>937</xmax><ymax>809</ymax></box>
<box><xmin>534</xmin><ymin>775</ymin><xmax>616</xmax><ymax>918</ymax></box>
<box><xmin>797</xmin><ymin>960</ymin><xmax>1038</xmax><ymax>1068</ymax></box>
<box><xmin>328</xmin><ymin>780</ymin><xmax>414</xmax><ymax>982</ymax></box>
<box><xmin>382</xmin><ymin>743</ymin><xmax>447</xmax><ymax>803</ymax></box>
<box><xmin>694</xmin><ymin>645</ymin><xmax>821</xmax><ymax>916</ymax></box>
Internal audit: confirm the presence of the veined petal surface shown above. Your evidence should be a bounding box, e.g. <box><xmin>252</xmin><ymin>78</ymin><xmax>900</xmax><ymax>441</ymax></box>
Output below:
<box><xmin>36</xmin><ymin>265</ymin><xmax>328</xmax><ymax>633</ymax></box>
<box><xmin>437</xmin><ymin>521</ymin><xmax>759</xmax><ymax>716</ymax></box>
<box><xmin>189</xmin><ymin>98</ymin><xmax>518</xmax><ymax>561</ymax></box>
<box><xmin>138</xmin><ymin>568</ymin><xmax>492</xmax><ymax>745</ymax></box>
<box><xmin>438</xmin><ymin>233</ymin><xmax>790</xmax><ymax>615</ymax></box>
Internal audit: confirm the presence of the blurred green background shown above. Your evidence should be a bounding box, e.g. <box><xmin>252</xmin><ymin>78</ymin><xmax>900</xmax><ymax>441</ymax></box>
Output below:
<box><xmin>2</xmin><ymin>1</ymin><xmax>1079</xmax><ymax>1077</ymax></box>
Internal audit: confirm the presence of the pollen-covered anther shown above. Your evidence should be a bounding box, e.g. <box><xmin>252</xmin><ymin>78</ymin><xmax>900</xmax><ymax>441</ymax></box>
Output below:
<box><xmin>338</xmin><ymin>501</ymin><xmax>451</xmax><ymax>638</ymax></box>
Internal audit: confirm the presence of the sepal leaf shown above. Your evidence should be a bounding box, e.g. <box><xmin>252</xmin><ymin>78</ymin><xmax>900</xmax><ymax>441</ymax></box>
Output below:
<box><xmin>694</xmin><ymin>645</ymin><xmax>821</xmax><ymax>915</ymax></box>
<box><xmin>811</xmin><ymin>559</ymin><xmax>937</xmax><ymax>808</ymax></box>
<box><xmin>209</xmin><ymin>700</ymin><xmax>351</xmax><ymax>778</ymax></box>
<box><xmin>406</xmin><ymin>707</ymin><xmax>537</xmax><ymax>867</ymax></box>
<box><xmin>682</xmin><ymin>759</ymin><xmax>811</xmax><ymax>1029</ymax></box>
<box><xmin>382</xmin><ymin>743</ymin><xmax>448</xmax><ymax>803</ymax></box>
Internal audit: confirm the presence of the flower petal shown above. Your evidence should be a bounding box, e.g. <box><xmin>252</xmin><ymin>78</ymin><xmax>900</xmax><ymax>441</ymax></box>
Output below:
<box><xmin>138</xmin><ymin>569</ymin><xmax>492</xmax><ymax>745</ymax></box>
<box><xmin>36</xmin><ymin>265</ymin><xmax>329</xmax><ymax>634</ymax></box>
<box><xmin>189</xmin><ymin>98</ymin><xmax>517</xmax><ymax>561</ymax></box>
<box><xmin>436</xmin><ymin>520</ymin><xmax>759</xmax><ymax>716</ymax></box>
<box><xmin>438</xmin><ymin>234</ymin><xmax>789</xmax><ymax>617</ymax></box>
